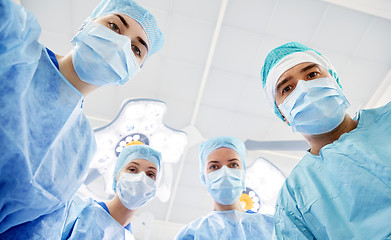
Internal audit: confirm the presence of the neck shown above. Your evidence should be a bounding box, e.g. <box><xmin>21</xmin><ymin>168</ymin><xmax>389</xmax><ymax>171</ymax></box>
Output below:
<box><xmin>56</xmin><ymin>51</ymin><xmax>98</xmax><ymax>96</ymax></box>
<box><xmin>213</xmin><ymin>200</ymin><xmax>245</xmax><ymax>212</ymax></box>
<box><xmin>304</xmin><ymin>114</ymin><xmax>358</xmax><ymax>155</ymax></box>
<box><xmin>106</xmin><ymin>194</ymin><xmax>135</xmax><ymax>227</ymax></box>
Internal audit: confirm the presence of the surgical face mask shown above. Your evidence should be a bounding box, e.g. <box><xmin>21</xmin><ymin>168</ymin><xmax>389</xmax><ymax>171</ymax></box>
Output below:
<box><xmin>278</xmin><ymin>77</ymin><xmax>350</xmax><ymax>135</ymax></box>
<box><xmin>116</xmin><ymin>172</ymin><xmax>156</xmax><ymax>210</ymax></box>
<box><xmin>206</xmin><ymin>166</ymin><xmax>245</xmax><ymax>205</ymax></box>
<box><xmin>71</xmin><ymin>21</ymin><xmax>141</xmax><ymax>87</ymax></box>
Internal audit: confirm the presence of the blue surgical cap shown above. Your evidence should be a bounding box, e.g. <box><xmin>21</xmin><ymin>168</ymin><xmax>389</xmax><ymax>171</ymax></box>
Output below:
<box><xmin>199</xmin><ymin>136</ymin><xmax>246</xmax><ymax>185</ymax></box>
<box><xmin>83</xmin><ymin>0</ymin><xmax>164</xmax><ymax>60</ymax></box>
<box><xmin>260</xmin><ymin>42</ymin><xmax>341</xmax><ymax>121</ymax></box>
<box><xmin>112</xmin><ymin>145</ymin><xmax>162</xmax><ymax>192</ymax></box>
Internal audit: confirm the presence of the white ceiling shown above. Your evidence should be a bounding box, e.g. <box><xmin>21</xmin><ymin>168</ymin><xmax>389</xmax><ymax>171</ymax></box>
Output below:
<box><xmin>20</xmin><ymin>0</ymin><xmax>391</xmax><ymax>239</ymax></box>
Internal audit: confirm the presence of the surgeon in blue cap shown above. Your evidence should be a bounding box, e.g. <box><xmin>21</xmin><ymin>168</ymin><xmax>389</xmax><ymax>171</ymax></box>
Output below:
<box><xmin>261</xmin><ymin>42</ymin><xmax>391</xmax><ymax>239</ymax></box>
<box><xmin>0</xmin><ymin>0</ymin><xmax>164</xmax><ymax>238</ymax></box>
<box><xmin>175</xmin><ymin>136</ymin><xmax>274</xmax><ymax>240</ymax></box>
<box><xmin>61</xmin><ymin>145</ymin><xmax>161</xmax><ymax>240</ymax></box>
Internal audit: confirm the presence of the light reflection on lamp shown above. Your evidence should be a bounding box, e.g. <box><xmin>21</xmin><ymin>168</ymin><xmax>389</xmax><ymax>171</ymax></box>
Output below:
<box><xmin>79</xmin><ymin>99</ymin><xmax>187</xmax><ymax>203</ymax></box>
<box><xmin>240</xmin><ymin>157</ymin><xmax>285</xmax><ymax>215</ymax></box>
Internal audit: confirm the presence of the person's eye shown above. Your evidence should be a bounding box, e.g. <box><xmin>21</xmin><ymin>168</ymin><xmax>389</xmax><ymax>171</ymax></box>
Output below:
<box><xmin>230</xmin><ymin>162</ymin><xmax>239</xmax><ymax>168</ymax></box>
<box><xmin>128</xmin><ymin>167</ymin><xmax>137</xmax><ymax>173</ymax></box>
<box><xmin>282</xmin><ymin>85</ymin><xmax>292</xmax><ymax>95</ymax></box>
<box><xmin>132</xmin><ymin>45</ymin><xmax>141</xmax><ymax>57</ymax></box>
<box><xmin>209</xmin><ymin>165</ymin><xmax>219</xmax><ymax>171</ymax></box>
<box><xmin>308</xmin><ymin>71</ymin><xmax>318</xmax><ymax>79</ymax></box>
<box><xmin>109</xmin><ymin>22</ymin><xmax>120</xmax><ymax>34</ymax></box>
<box><xmin>147</xmin><ymin>172</ymin><xmax>156</xmax><ymax>180</ymax></box>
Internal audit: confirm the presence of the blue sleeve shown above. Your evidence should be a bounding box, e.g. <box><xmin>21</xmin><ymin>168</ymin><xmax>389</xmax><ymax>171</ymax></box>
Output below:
<box><xmin>61</xmin><ymin>196</ymin><xmax>94</xmax><ymax>240</ymax></box>
<box><xmin>175</xmin><ymin>224</ymin><xmax>194</xmax><ymax>240</ymax></box>
<box><xmin>0</xmin><ymin>0</ymin><xmax>42</xmax><ymax>98</ymax></box>
<box><xmin>0</xmin><ymin>0</ymin><xmax>42</xmax><ymax>65</ymax></box>
<box><xmin>274</xmin><ymin>184</ymin><xmax>315</xmax><ymax>240</ymax></box>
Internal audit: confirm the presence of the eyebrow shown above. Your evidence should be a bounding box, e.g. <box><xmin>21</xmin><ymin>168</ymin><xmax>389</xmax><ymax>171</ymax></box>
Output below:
<box><xmin>137</xmin><ymin>36</ymin><xmax>149</xmax><ymax>53</ymax></box>
<box><xmin>147</xmin><ymin>166</ymin><xmax>157</xmax><ymax>171</ymax></box>
<box><xmin>276</xmin><ymin>63</ymin><xmax>320</xmax><ymax>93</ymax></box>
<box><xmin>227</xmin><ymin>158</ymin><xmax>239</xmax><ymax>162</ymax></box>
<box><xmin>207</xmin><ymin>160</ymin><xmax>219</xmax><ymax>165</ymax></box>
<box><xmin>301</xmin><ymin>63</ymin><xmax>319</xmax><ymax>73</ymax></box>
<box><xmin>207</xmin><ymin>158</ymin><xmax>239</xmax><ymax>165</ymax></box>
<box><xmin>115</xmin><ymin>14</ymin><xmax>129</xmax><ymax>28</ymax></box>
<box><xmin>114</xmin><ymin>14</ymin><xmax>149</xmax><ymax>54</ymax></box>
<box><xmin>276</xmin><ymin>76</ymin><xmax>292</xmax><ymax>93</ymax></box>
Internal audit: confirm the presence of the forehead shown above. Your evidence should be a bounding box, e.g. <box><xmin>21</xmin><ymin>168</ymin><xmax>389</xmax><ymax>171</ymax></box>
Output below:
<box><xmin>277</xmin><ymin>62</ymin><xmax>327</xmax><ymax>82</ymax></box>
<box><xmin>121</xmin><ymin>13</ymin><xmax>149</xmax><ymax>45</ymax></box>
<box><xmin>282</xmin><ymin>62</ymin><xmax>314</xmax><ymax>75</ymax></box>
<box><xmin>206</xmin><ymin>147</ymin><xmax>240</xmax><ymax>162</ymax></box>
<box><xmin>124</xmin><ymin>158</ymin><xmax>156</xmax><ymax>169</ymax></box>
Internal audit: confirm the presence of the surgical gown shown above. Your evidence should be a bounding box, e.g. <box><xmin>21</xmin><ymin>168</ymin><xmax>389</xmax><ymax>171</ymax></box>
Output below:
<box><xmin>61</xmin><ymin>195</ymin><xmax>134</xmax><ymax>240</ymax></box>
<box><xmin>175</xmin><ymin>210</ymin><xmax>274</xmax><ymax>240</ymax></box>
<box><xmin>274</xmin><ymin>101</ymin><xmax>391</xmax><ymax>239</ymax></box>
<box><xmin>0</xmin><ymin>0</ymin><xmax>96</xmax><ymax>237</ymax></box>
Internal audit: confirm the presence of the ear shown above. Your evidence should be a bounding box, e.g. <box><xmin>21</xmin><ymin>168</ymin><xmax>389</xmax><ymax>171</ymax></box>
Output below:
<box><xmin>283</xmin><ymin>115</ymin><xmax>290</xmax><ymax>125</ymax></box>
<box><xmin>277</xmin><ymin>106</ymin><xmax>290</xmax><ymax>125</ymax></box>
<box><xmin>117</xmin><ymin>172</ymin><xmax>122</xmax><ymax>181</ymax></box>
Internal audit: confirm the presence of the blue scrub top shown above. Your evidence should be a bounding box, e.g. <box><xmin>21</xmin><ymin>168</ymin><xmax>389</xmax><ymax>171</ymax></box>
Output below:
<box><xmin>46</xmin><ymin>48</ymin><xmax>59</xmax><ymax>69</ymax></box>
<box><xmin>96</xmin><ymin>201</ymin><xmax>132</xmax><ymax>232</ymax></box>
<box><xmin>175</xmin><ymin>209</ymin><xmax>274</xmax><ymax>239</ymax></box>
<box><xmin>0</xmin><ymin>0</ymin><xmax>96</xmax><ymax>237</ymax></box>
<box><xmin>61</xmin><ymin>196</ymin><xmax>133</xmax><ymax>240</ymax></box>
<box><xmin>274</xmin><ymin>102</ymin><xmax>391</xmax><ymax>239</ymax></box>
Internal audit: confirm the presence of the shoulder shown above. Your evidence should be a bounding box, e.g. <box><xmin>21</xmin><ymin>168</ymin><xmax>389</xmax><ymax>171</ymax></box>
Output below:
<box><xmin>276</xmin><ymin>153</ymin><xmax>320</xmax><ymax>207</ymax></box>
<box><xmin>62</xmin><ymin>196</ymin><xmax>95</xmax><ymax>239</ymax></box>
<box><xmin>355</xmin><ymin>101</ymin><xmax>391</xmax><ymax>124</ymax></box>
<box><xmin>246</xmin><ymin>211</ymin><xmax>273</xmax><ymax>221</ymax></box>
<box><xmin>68</xmin><ymin>195</ymin><xmax>95</xmax><ymax>211</ymax></box>
<box><xmin>256</xmin><ymin>212</ymin><xmax>274</xmax><ymax>225</ymax></box>
<box><xmin>245</xmin><ymin>212</ymin><xmax>275</xmax><ymax>236</ymax></box>
<box><xmin>367</xmin><ymin>101</ymin><xmax>391</xmax><ymax>120</ymax></box>
<box><xmin>64</xmin><ymin>195</ymin><xmax>95</xmax><ymax>227</ymax></box>
<box><xmin>284</xmin><ymin>153</ymin><xmax>319</xmax><ymax>188</ymax></box>
<box><xmin>175</xmin><ymin>216</ymin><xmax>210</xmax><ymax>240</ymax></box>
<box><xmin>0</xmin><ymin>0</ymin><xmax>42</xmax><ymax>56</ymax></box>
<box><xmin>372</xmin><ymin>101</ymin><xmax>391</xmax><ymax>113</ymax></box>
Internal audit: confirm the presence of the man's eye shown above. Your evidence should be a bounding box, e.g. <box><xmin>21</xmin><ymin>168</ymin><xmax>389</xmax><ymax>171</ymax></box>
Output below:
<box><xmin>109</xmin><ymin>22</ymin><xmax>120</xmax><ymax>33</ymax></box>
<box><xmin>282</xmin><ymin>85</ymin><xmax>292</xmax><ymax>95</ymax></box>
<box><xmin>132</xmin><ymin>45</ymin><xmax>141</xmax><ymax>56</ymax></box>
<box><xmin>308</xmin><ymin>72</ymin><xmax>318</xmax><ymax>78</ymax></box>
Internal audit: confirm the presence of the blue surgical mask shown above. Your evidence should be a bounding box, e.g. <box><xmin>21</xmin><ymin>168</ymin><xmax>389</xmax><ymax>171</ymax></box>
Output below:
<box><xmin>278</xmin><ymin>77</ymin><xmax>350</xmax><ymax>135</ymax></box>
<box><xmin>71</xmin><ymin>21</ymin><xmax>140</xmax><ymax>87</ymax></box>
<box><xmin>116</xmin><ymin>172</ymin><xmax>156</xmax><ymax>210</ymax></box>
<box><xmin>206</xmin><ymin>166</ymin><xmax>245</xmax><ymax>205</ymax></box>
